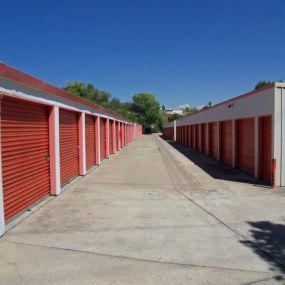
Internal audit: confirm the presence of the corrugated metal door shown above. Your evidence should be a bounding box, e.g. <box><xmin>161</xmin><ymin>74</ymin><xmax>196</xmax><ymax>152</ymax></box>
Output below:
<box><xmin>187</xmin><ymin>125</ymin><xmax>191</xmax><ymax>147</ymax></box>
<box><xmin>209</xmin><ymin>122</ymin><xmax>218</xmax><ymax>159</ymax></box>
<box><xmin>85</xmin><ymin>114</ymin><xmax>96</xmax><ymax>170</ymax></box>
<box><xmin>100</xmin><ymin>118</ymin><xmax>106</xmax><ymax>159</ymax></box>
<box><xmin>1</xmin><ymin>96</ymin><xmax>50</xmax><ymax>221</ymax></box>
<box><xmin>191</xmin><ymin>125</ymin><xmax>195</xmax><ymax>148</ymax></box>
<box><xmin>221</xmin><ymin>120</ymin><xmax>232</xmax><ymax>165</ymax></box>
<box><xmin>109</xmin><ymin>120</ymin><xmax>113</xmax><ymax>154</ymax></box>
<box><xmin>176</xmin><ymin>126</ymin><xmax>179</xmax><ymax>143</ymax></box>
<box><xmin>60</xmin><ymin>109</ymin><xmax>79</xmax><ymax>185</ymax></box>
<box><xmin>261</xmin><ymin>116</ymin><xmax>272</xmax><ymax>181</ymax></box>
<box><xmin>116</xmin><ymin>122</ymin><xmax>119</xmax><ymax>150</ymax></box>
<box><xmin>201</xmin><ymin>123</ymin><xmax>207</xmax><ymax>154</ymax></box>
<box><xmin>195</xmin><ymin>124</ymin><xmax>200</xmax><ymax>150</ymax></box>
<box><xmin>238</xmin><ymin>118</ymin><xmax>255</xmax><ymax>174</ymax></box>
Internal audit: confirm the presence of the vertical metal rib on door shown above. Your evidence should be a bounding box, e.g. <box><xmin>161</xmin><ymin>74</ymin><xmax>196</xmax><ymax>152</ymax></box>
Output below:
<box><xmin>59</xmin><ymin>109</ymin><xmax>79</xmax><ymax>186</ymax></box>
<box><xmin>1</xmin><ymin>96</ymin><xmax>50</xmax><ymax>221</ymax></box>
<box><xmin>85</xmin><ymin>114</ymin><xmax>96</xmax><ymax>170</ymax></box>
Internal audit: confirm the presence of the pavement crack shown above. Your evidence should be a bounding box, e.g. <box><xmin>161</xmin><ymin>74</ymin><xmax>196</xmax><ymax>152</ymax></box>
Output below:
<box><xmin>5</xmin><ymin>239</ymin><xmax>272</xmax><ymax>275</ymax></box>
<box><xmin>241</xmin><ymin>275</ymin><xmax>280</xmax><ymax>285</ymax></box>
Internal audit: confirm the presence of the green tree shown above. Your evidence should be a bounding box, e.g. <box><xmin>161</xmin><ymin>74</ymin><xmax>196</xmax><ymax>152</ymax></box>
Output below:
<box><xmin>162</xmin><ymin>104</ymin><xmax>166</xmax><ymax>111</ymax></box>
<box><xmin>64</xmin><ymin>82</ymin><xmax>111</xmax><ymax>105</ymax></box>
<box><xmin>254</xmin><ymin>80</ymin><xmax>274</xmax><ymax>90</ymax></box>
<box><xmin>63</xmin><ymin>81</ymin><xmax>138</xmax><ymax>121</ymax></box>
<box><xmin>168</xmin><ymin>113</ymin><xmax>183</xmax><ymax>122</ymax></box>
<box><xmin>131</xmin><ymin>93</ymin><xmax>163</xmax><ymax>129</ymax></box>
<box><xmin>188</xmin><ymin>107</ymin><xmax>198</xmax><ymax>114</ymax></box>
<box><xmin>255</xmin><ymin>80</ymin><xmax>284</xmax><ymax>90</ymax></box>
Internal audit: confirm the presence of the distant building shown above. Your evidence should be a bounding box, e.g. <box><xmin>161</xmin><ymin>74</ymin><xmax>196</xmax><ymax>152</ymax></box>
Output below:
<box><xmin>164</xmin><ymin>109</ymin><xmax>184</xmax><ymax>116</ymax></box>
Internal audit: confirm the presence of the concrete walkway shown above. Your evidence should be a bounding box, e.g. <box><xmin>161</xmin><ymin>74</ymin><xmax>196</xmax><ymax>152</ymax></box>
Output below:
<box><xmin>1</xmin><ymin>134</ymin><xmax>285</xmax><ymax>284</ymax></box>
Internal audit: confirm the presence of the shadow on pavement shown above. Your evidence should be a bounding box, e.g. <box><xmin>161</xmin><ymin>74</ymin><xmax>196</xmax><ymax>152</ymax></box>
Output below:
<box><xmin>160</xmin><ymin>135</ymin><xmax>269</xmax><ymax>186</ymax></box>
<box><xmin>241</xmin><ymin>221</ymin><xmax>285</xmax><ymax>282</ymax></box>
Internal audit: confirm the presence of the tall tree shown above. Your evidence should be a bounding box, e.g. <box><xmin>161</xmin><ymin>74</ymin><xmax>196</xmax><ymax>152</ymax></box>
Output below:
<box><xmin>64</xmin><ymin>82</ymin><xmax>111</xmax><ymax>105</ymax></box>
<box><xmin>131</xmin><ymin>93</ymin><xmax>163</xmax><ymax>128</ymax></box>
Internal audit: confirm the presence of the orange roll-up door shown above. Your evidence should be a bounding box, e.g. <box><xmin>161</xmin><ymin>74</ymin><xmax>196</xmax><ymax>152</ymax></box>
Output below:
<box><xmin>261</xmin><ymin>116</ymin><xmax>272</xmax><ymax>182</ymax></box>
<box><xmin>85</xmin><ymin>114</ymin><xmax>96</xmax><ymax>170</ymax></box>
<box><xmin>201</xmin><ymin>123</ymin><xmax>207</xmax><ymax>154</ymax></box>
<box><xmin>100</xmin><ymin>118</ymin><xmax>107</xmax><ymax>159</ymax></box>
<box><xmin>195</xmin><ymin>124</ymin><xmax>200</xmax><ymax>150</ymax></box>
<box><xmin>116</xmin><ymin>121</ymin><xmax>119</xmax><ymax>150</ymax></box>
<box><xmin>187</xmin><ymin>125</ymin><xmax>191</xmax><ymax>147</ymax></box>
<box><xmin>109</xmin><ymin>120</ymin><xmax>113</xmax><ymax>154</ymax></box>
<box><xmin>60</xmin><ymin>109</ymin><xmax>79</xmax><ymax>186</ymax></box>
<box><xmin>221</xmin><ymin>120</ymin><xmax>232</xmax><ymax>165</ymax></box>
<box><xmin>238</xmin><ymin>118</ymin><xmax>255</xmax><ymax>175</ymax></box>
<box><xmin>209</xmin><ymin>122</ymin><xmax>218</xmax><ymax>159</ymax></box>
<box><xmin>1</xmin><ymin>96</ymin><xmax>50</xmax><ymax>221</ymax></box>
<box><xmin>191</xmin><ymin>125</ymin><xmax>195</xmax><ymax>148</ymax></box>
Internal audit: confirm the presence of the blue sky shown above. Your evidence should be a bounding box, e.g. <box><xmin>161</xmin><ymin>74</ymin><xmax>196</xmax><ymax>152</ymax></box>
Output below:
<box><xmin>0</xmin><ymin>0</ymin><xmax>284</xmax><ymax>108</ymax></box>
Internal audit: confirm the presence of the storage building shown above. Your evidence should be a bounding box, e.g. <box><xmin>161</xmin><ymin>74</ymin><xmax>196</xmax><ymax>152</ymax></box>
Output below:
<box><xmin>0</xmin><ymin>63</ymin><xmax>142</xmax><ymax>236</ymax></box>
<box><xmin>162</xmin><ymin>83</ymin><xmax>285</xmax><ymax>187</ymax></box>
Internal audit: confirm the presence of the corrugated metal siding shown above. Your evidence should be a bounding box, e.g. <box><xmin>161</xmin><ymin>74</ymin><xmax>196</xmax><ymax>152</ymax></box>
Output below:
<box><xmin>100</xmin><ymin>118</ymin><xmax>106</xmax><ymax>159</ymax></box>
<box><xmin>85</xmin><ymin>114</ymin><xmax>96</xmax><ymax>170</ymax></box>
<box><xmin>60</xmin><ymin>109</ymin><xmax>79</xmax><ymax>186</ymax></box>
<box><xmin>221</xmin><ymin>120</ymin><xmax>232</xmax><ymax>165</ymax></box>
<box><xmin>261</xmin><ymin>116</ymin><xmax>272</xmax><ymax>182</ymax></box>
<box><xmin>1</xmin><ymin>96</ymin><xmax>50</xmax><ymax>221</ymax></box>
<box><xmin>238</xmin><ymin>118</ymin><xmax>255</xmax><ymax>174</ymax></box>
<box><xmin>209</xmin><ymin>122</ymin><xmax>218</xmax><ymax>159</ymax></box>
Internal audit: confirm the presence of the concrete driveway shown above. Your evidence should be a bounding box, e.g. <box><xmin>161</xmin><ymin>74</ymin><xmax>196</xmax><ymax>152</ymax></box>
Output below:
<box><xmin>1</xmin><ymin>134</ymin><xmax>285</xmax><ymax>284</ymax></box>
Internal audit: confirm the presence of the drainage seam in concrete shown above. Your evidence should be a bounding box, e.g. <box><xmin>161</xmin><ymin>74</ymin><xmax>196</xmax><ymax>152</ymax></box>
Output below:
<box><xmin>6</xmin><ymin>240</ymin><xmax>273</xmax><ymax>275</ymax></box>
